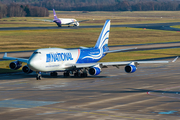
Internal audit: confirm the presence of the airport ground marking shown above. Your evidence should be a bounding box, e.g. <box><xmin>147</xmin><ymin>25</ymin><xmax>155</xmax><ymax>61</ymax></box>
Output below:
<box><xmin>147</xmin><ymin>85</ymin><xmax>180</xmax><ymax>100</ymax></box>
<box><xmin>38</xmin><ymin>106</ymin><xmax>154</xmax><ymax>120</ymax></box>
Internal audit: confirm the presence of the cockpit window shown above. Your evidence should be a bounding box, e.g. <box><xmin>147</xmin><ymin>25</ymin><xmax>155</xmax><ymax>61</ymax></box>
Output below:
<box><xmin>33</xmin><ymin>52</ymin><xmax>41</xmax><ymax>54</ymax></box>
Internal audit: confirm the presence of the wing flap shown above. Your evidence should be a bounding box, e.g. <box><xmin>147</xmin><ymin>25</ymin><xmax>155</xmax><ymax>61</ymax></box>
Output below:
<box><xmin>101</xmin><ymin>60</ymin><xmax>170</xmax><ymax>66</ymax></box>
<box><xmin>74</xmin><ymin>59</ymin><xmax>173</xmax><ymax>69</ymax></box>
<box><xmin>77</xmin><ymin>20</ymin><xmax>89</xmax><ymax>23</ymax></box>
<box><xmin>64</xmin><ymin>56</ymin><xmax>178</xmax><ymax>69</ymax></box>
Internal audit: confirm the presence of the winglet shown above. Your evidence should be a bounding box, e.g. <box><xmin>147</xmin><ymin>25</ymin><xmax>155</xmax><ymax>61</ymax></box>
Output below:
<box><xmin>172</xmin><ymin>56</ymin><xmax>178</xmax><ymax>62</ymax></box>
<box><xmin>3</xmin><ymin>53</ymin><xmax>7</xmax><ymax>58</ymax></box>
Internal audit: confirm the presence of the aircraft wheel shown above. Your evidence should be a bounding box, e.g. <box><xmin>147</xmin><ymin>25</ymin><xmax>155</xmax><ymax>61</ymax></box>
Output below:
<box><xmin>36</xmin><ymin>72</ymin><xmax>42</xmax><ymax>80</ymax></box>
<box><xmin>64</xmin><ymin>72</ymin><xmax>70</xmax><ymax>77</ymax></box>
<box><xmin>36</xmin><ymin>76</ymin><xmax>41</xmax><ymax>80</ymax></box>
<box><xmin>74</xmin><ymin>72</ymin><xmax>79</xmax><ymax>77</ymax></box>
<box><xmin>50</xmin><ymin>72</ymin><xmax>58</xmax><ymax>76</ymax></box>
<box><xmin>38</xmin><ymin>76</ymin><xmax>41</xmax><ymax>80</ymax></box>
<box><xmin>80</xmin><ymin>73</ymin><xmax>88</xmax><ymax>77</ymax></box>
<box><xmin>74</xmin><ymin>73</ymin><xmax>77</xmax><ymax>77</ymax></box>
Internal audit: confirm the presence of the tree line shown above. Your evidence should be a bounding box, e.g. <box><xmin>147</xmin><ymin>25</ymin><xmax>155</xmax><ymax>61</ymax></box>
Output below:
<box><xmin>0</xmin><ymin>3</ymin><xmax>49</xmax><ymax>19</ymax></box>
<box><xmin>31</xmin><ymin>0</ymin><xmax>180</xmax><ymax>11</ymax></box>
<box><xmin>1</xmin><ymin>0</ymin><xmax>180</xmax><ymax>11</ymax></box>
<box><xmin>1</xmin><ymin>0</ymin><xmax>180</xmax><ymax>19</ymax></box>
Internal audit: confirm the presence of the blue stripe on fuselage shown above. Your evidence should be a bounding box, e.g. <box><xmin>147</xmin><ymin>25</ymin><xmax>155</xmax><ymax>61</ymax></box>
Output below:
<box><xmin>76</xmin><ymin>48</ymin><xmax>107</xmax><ymax>63</ymax></box>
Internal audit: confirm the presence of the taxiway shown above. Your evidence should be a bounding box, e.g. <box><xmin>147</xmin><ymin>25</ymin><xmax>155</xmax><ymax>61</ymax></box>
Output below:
<box><xmin>0</xmin><ymin>22</ymin><xmax>180</xmax><ymax>31</ymax></box>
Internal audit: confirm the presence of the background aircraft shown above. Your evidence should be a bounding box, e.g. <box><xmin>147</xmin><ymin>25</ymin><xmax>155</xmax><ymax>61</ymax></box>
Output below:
<box><xmin>52</xmin><ymin>9</ymin><xmax>88</xmax><ymax>27</ymax></box>
<box><xmin>33</xmin><ymin>9</ymin><xmax>88</xmax><ymax>27</ymax></box>
<box><xmin>3</xmin><ymin>20</ymin><xmax>176</xmax><ymax>80</ymax></box>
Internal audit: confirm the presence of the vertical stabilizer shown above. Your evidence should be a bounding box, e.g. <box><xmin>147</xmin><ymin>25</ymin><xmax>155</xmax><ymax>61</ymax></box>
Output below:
<box><xmin>94</xmin><ymin>20</ymin><xmax>110</xmax><ymax>49</ymax></box>
<box><xmin>53</xmin><ymin>9</ymin><xmax>58</xmax><ymax>20</ymax></box>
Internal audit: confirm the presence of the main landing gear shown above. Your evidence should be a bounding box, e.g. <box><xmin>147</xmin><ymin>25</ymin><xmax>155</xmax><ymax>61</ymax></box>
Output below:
<box><xmin>63</xmin><ymin>71</ymin><xmax>70</xmax><ymax>77</ymax></box>
<box><xmin>63</xmin><ymin>69</ymin><xmax>88</xmax><ymax>77</ymax></box>
<box><xmin>74</xmin><ymin>69</ymin><xmax>88</xmax><ymax>77</ymax></box>
<box><xmin>35</xmin><ymin>70</ymin><xmax>88</xmax><ymax>80</ymax></box>
<box><xmin>50</xmin><ymin>72</ymin><xmax>58</xmax><ymax>77</ymax></box>
<box><xmin>36</xmin><ymin>72</ymin><xmax>42</xmax><ymax>80</ymax></box>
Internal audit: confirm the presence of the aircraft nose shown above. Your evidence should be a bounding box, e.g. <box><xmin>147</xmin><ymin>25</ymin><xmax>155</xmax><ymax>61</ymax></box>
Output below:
<box><xmin>27</xmin><ymin>59</ymin><xmax>38</xmax><ymax>71</ymax></box>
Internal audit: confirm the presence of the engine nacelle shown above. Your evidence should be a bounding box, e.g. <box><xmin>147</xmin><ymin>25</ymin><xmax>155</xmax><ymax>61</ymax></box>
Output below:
<box><xmin>9</xmin><ymin>61</ymin><xmax>22</xmax><ymax>70</ymax></box>
<box><xmin>22</xmin><ymin>65</ymin><xmax>33</xmax><ymax>74</ymax></box>
<box><xmin>124</xmin><ymin>64</ymin><xmax>137</xmax><ymax>73</ymax></box>
<box><xmin>89</xmin><ymin>67</ymin><xmax>101</xmax><ymax>75</ymax></box>
<box><xmin>76</xmin><ymin>22</ymin><xmax>79</xmax><ymax>26</ymax></box>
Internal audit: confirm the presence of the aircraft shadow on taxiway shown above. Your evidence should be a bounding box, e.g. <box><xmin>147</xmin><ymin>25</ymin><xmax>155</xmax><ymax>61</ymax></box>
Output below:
<box><xmin>1</xmin><ymin>22</ymin><xmax>180</xmax><ymax>31</ymax></box>
<box><xmin>0</xmin><ymin>70</ymin><xmax>107</xmax><ymax>80</ymax></box>
<box><xmin>0</xmin><ymin>87</ymin><xmax>180</xmax><ymax>98</ymax></box>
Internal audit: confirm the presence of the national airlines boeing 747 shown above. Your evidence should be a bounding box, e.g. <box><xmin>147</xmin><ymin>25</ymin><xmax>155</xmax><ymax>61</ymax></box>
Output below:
<box><xmin>3</xmin><ymin>20</ymin><xmax>177</xmax><ymax>80</ymax></box>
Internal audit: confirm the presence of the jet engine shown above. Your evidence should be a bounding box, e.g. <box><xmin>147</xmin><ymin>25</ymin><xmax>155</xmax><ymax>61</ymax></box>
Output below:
<box><xmin>74</xmin><ymin>22</ymin><xmax>79</xmax><ymax>26</ymax></box>
<box><xmin>124</xmin><ymin>63</ymin><xmax>137</xmax><ymax>73</ymax></box>
<box><xmin>9</xmin><ymin>61</ymin><xmax>22</xmax><ymax>70</ymax></box>
<box><xmin>89</xmin><ymin>66</ymin><xmax>101</xmax><ymax>75</ymax></box>
<box><xmin>22</xmin><ymin>65</ymin><xmax>33</xmax><ymax>74</ymax></box>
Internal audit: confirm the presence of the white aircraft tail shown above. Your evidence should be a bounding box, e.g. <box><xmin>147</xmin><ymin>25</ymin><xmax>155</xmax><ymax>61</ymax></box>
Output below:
<box><xmin>94</xmin><ymin>20</ymin><xmax>110</xmax><ymax>49</ymax></box>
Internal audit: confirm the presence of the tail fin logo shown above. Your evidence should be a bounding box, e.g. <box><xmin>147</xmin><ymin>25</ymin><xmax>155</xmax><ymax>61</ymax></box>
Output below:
<box><xmin>81</xmin><ymin>20</ymin><xmax>110</xmax><ymax>61</ymax></box>
<box><xmin>94</xmin><ymin>20</ymin><xmax>110</xmax><ymax>49</ymax></box>
<box><xmin>53</xmin><ymin>9</ymin><xmax>58</xmax><ymax>19</ymax></box>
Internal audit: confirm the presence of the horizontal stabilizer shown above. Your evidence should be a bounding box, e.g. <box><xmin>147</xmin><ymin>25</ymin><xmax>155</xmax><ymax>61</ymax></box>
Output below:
<box><xmin>172</xmin><ymin>56</ymin><xmax>178</xmax><ymax>62</ymax></box>
<box><xmin>79</xmin><ymin>46</ymin><xmax>88</xmax><ymax>49</ymax></box>
<box><xmin>32</xmin><ymin>18</ymin><xmax>53</xmax><ymax>22</ymax></box>
<box><xmin>104</xmin><ymin>48</ymin><xmax>137</xmax><ymax>54</ymax></box>
<box><xmin>3</xmin><ymin>52</ymin><xmax>7</xmax><ymax>57</ymax></box>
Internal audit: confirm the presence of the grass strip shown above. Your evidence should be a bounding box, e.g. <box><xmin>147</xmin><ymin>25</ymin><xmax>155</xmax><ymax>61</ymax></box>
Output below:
<box><xmin>0</xmin><ymin>27</ymin><xmax>180</xmax><ymax>52</ymax></box>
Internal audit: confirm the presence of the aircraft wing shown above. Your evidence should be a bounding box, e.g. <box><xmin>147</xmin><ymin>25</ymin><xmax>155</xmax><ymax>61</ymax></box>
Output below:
<box><xmin>3</xmin><ymin>53</ymin><xmax>28</xmax><ymax>63</ymax></box>
<box><xmin>68</xmin><ymin>19</ymin><xmax>89</xmax><ymax>25</ymax></box>
<box><xmin>74</xmin><ymin>57</ymin><xmax>178</xmax><ymax>68</ymax></box>
<box><xmin>77</xmin><ymin>19</ymin><xmax>89</xmax><ymax>22</ymax></box>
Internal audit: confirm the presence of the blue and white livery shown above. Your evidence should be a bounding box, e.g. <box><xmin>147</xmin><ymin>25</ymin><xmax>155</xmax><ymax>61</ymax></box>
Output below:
<box><xmin>3</xmin><ymin>20</ymin><xmax>177</xmax><ymax>80</ymax></box>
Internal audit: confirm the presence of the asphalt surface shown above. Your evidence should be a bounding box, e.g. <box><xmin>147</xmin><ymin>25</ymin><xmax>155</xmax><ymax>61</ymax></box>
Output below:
<box><xmin>0</xmin><ymin>58</ymin><xmax>180</xmax><ymax>120</ymax></box>
<box><xmin>1</xmin><ymin>22</ymin><xmax>180</xmax><ymax>31</ymax></box>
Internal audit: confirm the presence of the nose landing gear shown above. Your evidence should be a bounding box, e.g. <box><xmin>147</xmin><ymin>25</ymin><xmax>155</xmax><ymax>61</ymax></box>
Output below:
<box><xmin>36</xmin><ymin>72</ymin><xmax>42</xmax><ymax>80</ymax></box>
